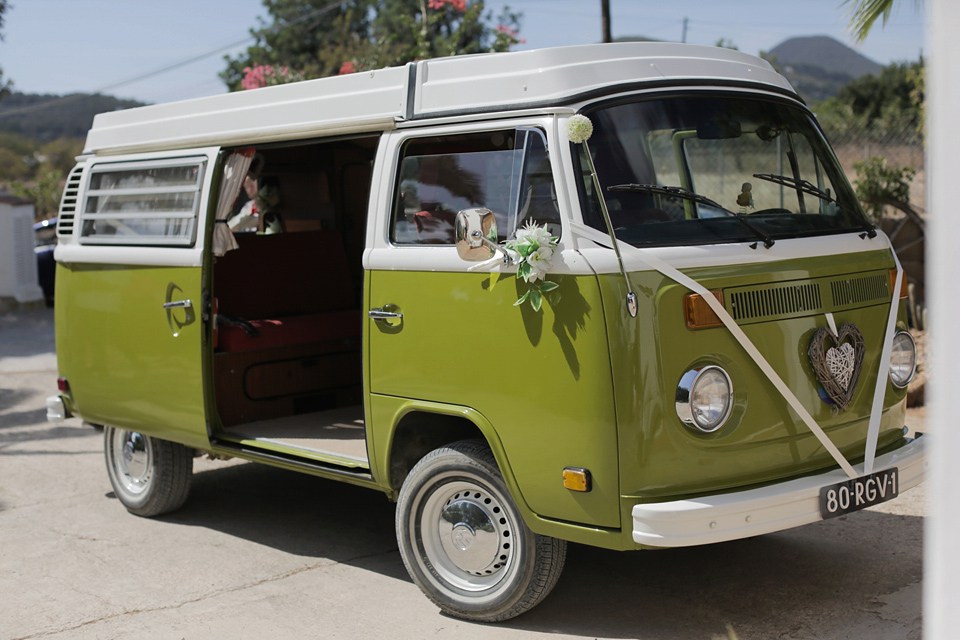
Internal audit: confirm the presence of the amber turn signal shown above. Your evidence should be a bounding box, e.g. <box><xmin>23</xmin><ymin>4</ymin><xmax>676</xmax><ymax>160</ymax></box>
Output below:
<box><xmin>684</xmin><ymin>290</ymin><xmax>724</xmax><ymax>329</ymax></box>
<box><xmin>888</xmin><ymin>269</ymin><xmax>909</xmax><ymax>300</ymax></box>
<box><xmin>562</xmin><ymin>467</ymin><xmax>591</xmax><ymax>492</ymax></box>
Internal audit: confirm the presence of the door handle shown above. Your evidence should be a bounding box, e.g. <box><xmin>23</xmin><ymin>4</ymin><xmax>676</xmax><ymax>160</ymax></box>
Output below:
<box><xmin>368</xmin><ymin>307</ymin><xmax>403</xmax><ymax>321</ymax></box>
<box><xmin>369</xmin><ymin>306</ymin><xmax>403</xmax><ymax>330</ymax></box>
<box><xmin>163</xmin><ymin>299</ymin><xmax>193</xmax><ymax>310</ymax></box>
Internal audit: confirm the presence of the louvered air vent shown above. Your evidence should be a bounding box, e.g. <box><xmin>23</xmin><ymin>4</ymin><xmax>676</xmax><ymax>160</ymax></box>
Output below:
<box><xmin>56</xmin><ymin>163</ymin><xmax>84</xmax><ymax>237</ymax></box>
<box><xmin>728</xmin><ymin>282</ymin><xmax>822</xmax><ymax>323</ymax></box>
<box><xmin>829</xmin><ymin>273</ymin><xmax>889</xmax><ymax>308</ymax></box>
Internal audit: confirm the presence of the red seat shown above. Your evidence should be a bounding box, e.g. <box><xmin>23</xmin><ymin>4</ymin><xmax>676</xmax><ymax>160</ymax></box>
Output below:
<box><xmin>213</xmin><ymin>230</ymin><xmax>359</xmax><ymax>354</ymax></box>
<box><xmin>217</xmin><ymin>310</ymin><xmax>360</xmax><ymax>353</ymax></box>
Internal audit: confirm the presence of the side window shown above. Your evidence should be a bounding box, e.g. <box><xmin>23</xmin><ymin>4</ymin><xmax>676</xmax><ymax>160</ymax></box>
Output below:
<box><xmin>80</xmin><ymin>157</ymin><xmax>207</xmax><ymax>246</ymax></box>
<box><xmin>391</xmin><ymin>128</ymin><xmax>558</xmax><ymax>245</ymax></box>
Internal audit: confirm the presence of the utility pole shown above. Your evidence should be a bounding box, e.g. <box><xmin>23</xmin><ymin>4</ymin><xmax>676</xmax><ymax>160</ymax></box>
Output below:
<box><xmin>681</xmin><ymin>16</ymin><xmax>688</xmax><ymax>43</ymax></box>
<box><xmin>601</xmin><ymin>0</ymin><xmax>612</xmax><ymax>43</ymax></box>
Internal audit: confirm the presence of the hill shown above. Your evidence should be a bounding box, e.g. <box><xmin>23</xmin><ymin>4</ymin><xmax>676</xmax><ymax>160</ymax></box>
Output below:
<box><xmin>769</xmin><ymin>35</ymin><xmax>883</xmax><ymax>79</ymax></box>
<box><xmin>0</xmin><ymin>93</ymin><xmax>145</xmax><ymax>142</ymax></box>
<box><xmin>766</xmin><ymin>36</ymin><xmax>884</xmax><ymax>101</ymax></box>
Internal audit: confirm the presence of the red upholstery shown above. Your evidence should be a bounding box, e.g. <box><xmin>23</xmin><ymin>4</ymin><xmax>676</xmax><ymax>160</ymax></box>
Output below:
<box><xmin>217</xmin><ymin>310</ymin><xmax>360</xmax><ymax>353</ymax></box>
<box><xmin>214</xmin><ymin>230</ymin><xmax>360</xmax><ymax>354</ymax></box>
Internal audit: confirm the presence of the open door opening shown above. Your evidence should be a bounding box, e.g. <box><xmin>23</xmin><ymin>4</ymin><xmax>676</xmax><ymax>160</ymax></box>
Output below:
<box><xmin>210</xmin><ymin>135</ymin><xmax>377</xmax><ymax>469</ymax></box>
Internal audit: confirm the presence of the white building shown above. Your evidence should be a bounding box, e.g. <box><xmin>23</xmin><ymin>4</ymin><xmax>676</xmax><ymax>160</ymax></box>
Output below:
<box><xmin>0</xmin><ymin>190</ymin><xmax>43</xmax><ymax>310</ymax></box>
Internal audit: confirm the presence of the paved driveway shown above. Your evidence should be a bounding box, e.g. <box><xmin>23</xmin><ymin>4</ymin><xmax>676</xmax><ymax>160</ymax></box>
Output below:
<box><xmin>0</xmin><ymin>308</ymin><xmax>925</xmax><ymax>639</ymax></box>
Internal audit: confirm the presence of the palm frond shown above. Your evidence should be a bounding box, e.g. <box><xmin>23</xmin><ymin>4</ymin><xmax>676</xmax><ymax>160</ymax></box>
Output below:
<box><xmin>845</xmin><ymin>0</ymin><xmax>922</xmax><ymax>42</ymax></box>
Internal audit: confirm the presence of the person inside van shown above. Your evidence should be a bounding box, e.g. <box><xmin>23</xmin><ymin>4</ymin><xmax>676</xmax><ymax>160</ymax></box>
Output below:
<box><xmin>228</xmin><ymin>155</ymin><xmax>282</xmax><ymax>234</ymax></box>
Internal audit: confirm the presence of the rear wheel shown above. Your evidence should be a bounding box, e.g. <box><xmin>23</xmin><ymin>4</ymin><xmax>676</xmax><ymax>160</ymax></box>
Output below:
<box><xmin>396</xmin><ymin>440</ymin><xmax>566</xmax><ymax>622</ymax></box>
<box><xmin>104</xmin><ymin>426</ymin><xmax>193</xmax><ymax>517</ymax></box>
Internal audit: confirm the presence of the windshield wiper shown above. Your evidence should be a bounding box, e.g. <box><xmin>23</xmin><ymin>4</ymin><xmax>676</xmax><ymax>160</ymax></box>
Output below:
<box><xmin>751</xmin><ymin>173</ymin><xmax>877</xmax><ymax>238</ymax></box>
<box><xmin>752</xmin><ymin>173</ymin><xmax>836</xmax><ymax>203</ymax></box>
<box><xmin>607</xmin><ymin>183</ymin><xmax>775</xmax><ymax>249</ymax></box>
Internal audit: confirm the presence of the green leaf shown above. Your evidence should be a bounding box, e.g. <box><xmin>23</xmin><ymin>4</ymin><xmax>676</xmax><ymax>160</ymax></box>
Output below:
<box><xmin>530</xmin><ymin>289</ymin><xmax>543</xmax><ymax>312</ymax></box>
<box><xmin>517</xmin><ymin>262</ymin><xmax>532</xmax><ymax>282</ymax></box>
<box><xmin>539</xmin><ymin>280</ymin><xmax>560</xmax><ymax>292</ymax></box>
<box><xmin>513</xmin><ymin>290</ymin><xmax>530</xmax><ymax>307</ymax></box>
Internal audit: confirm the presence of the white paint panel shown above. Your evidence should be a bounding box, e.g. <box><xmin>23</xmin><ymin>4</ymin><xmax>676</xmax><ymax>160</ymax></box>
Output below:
<box><xmin>55</xmin><ymin>147</ymin><xmax>220</xmax><ymax>268</ymax></box>
<box><xmin>82</xmin><ymin>44</ymin><xmax>795</xmax><ymax>156</ymax></box>
<box><xmin>414</xmin><ymin>43</ymin><xmax>791</xmax><ymax>117</ymax></box>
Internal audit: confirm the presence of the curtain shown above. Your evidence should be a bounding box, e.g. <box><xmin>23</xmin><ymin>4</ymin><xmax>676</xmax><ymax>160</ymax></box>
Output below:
<box><xmin>212</xmin><ymin>149</ymin><xmax>254</xmax><ymax>257</ymax></box>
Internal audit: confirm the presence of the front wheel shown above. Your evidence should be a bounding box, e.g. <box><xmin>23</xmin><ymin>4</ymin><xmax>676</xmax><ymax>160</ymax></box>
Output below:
<box><xmin>396</xmin><ymin>440</ymin><xmax>566</xmax><ymax>622</ymax></box>
<box><xmin>104</xmin><ymin>426</ymin><xmax>193</xmax><ymax>517</ymax></box>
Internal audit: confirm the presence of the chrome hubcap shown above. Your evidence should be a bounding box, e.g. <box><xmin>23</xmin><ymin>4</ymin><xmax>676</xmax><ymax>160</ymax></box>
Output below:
<box><xmin>112</xmin><ymin>429</ymin><xmax>152</xmax><ymax>496</ymax></box>
<box><xmin>439</xmin><ymin>499</ymin><xmax>501</xmax><ymax>574</ymax></box>
<box><xmin>418</xmin><ymin>479</ymin><xmax>516</xmax><ymax>592</ymax></box>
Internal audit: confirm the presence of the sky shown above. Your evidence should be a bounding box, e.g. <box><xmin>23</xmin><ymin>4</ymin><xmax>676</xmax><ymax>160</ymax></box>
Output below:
<box><xmin>0</xmin><ymin>0</ymin><xmax>926</xmax><ymax>105</ymax></box>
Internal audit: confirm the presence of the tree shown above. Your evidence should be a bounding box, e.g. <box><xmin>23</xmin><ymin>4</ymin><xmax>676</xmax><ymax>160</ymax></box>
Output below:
<box><xmin>1</xmin><ymin>135</ymin><xmax>83</xmax><ymax>220</ymax></box>
<box><xmin>221</xmin><ymin>0</ymin><xmax>521</xmax><ymax>91</ymax></box>
<box><xmin>10</xmin><ymin>167</ymin><xmax>68</xmax><ymax>219</ymax></box>
<box><xmin>813</xmin><ymin>60</ymin><xmax>924</xmax><ymax>140</ymax></box>
<box><xmin>845</xmin><ymin>0</ymin><xmax>920</xmax><ymax>41</ymax></box>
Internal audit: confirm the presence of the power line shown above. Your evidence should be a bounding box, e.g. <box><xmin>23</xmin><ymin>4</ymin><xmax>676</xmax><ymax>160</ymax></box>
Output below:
<box><xmin>0</xmin><ymin>1</ymin><xmax>342</xmax><ymax>121</ymax></box>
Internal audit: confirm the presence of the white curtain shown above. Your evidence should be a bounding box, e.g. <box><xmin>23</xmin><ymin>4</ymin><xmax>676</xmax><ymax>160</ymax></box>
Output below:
<box><xmin>212</xmin><ymin>149</ymin><xmax>255</xmax><ymax>256</ymax></box>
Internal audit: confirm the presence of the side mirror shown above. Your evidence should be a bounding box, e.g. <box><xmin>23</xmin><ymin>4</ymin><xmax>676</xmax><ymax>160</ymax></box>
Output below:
<box><xmin>455</xmin><ymin>207</ymin><xmax>500</xmax><ymax>262</ymax></box>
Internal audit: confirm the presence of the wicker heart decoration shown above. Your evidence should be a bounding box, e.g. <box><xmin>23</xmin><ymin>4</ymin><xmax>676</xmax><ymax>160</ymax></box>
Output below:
<box><xmin>808</xmin><ymin>323</ymin><xmax>865</xmax><ymax>411</ymax></box>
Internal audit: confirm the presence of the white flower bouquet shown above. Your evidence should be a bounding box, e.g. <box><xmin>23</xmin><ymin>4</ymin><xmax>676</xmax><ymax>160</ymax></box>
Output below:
<box><xmin>505</xmin><ymin>221</ymin><xmax>560</xmax><ymax>311</ymax></box>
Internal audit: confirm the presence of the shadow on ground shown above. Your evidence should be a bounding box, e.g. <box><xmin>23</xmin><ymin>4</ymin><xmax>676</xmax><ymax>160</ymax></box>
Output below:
<box><xmin>162</xmin><ymin>461</ymin><xmax>922</xmax><ymax>639</ymax></box>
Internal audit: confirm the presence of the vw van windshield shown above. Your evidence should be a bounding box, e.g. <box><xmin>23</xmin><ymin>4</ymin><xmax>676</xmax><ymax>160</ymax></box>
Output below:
<box><xmin>576</xmin><ymin>94</ymin><xmax>872</xmax><ymax>247</ymax></box>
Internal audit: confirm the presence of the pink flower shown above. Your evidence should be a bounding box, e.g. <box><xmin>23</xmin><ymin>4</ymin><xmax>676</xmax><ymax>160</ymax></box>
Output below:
<box><xmin>428</xmin><ymin>0</ymin><xmax>466</xmax><ymax>11</ymax></box>
<box><xmin>339</xmin><ymin>60</ymin><xmax>357</xmax><ymax>75</ymax></box>
<box><xmin>496</xmin><ymin>24</ymin><xmax>524</xmax><ymax>43</ymax></box>
<box><xmin>241</xmin><ymin>64</ymin><xmax>273</xmax><ymax>90</ymax></box>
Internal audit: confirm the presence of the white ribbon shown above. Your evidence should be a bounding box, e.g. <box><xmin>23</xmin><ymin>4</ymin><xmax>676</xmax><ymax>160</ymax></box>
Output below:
<box><xmin>864</xmin><ymin>250</ymin><xmax>903</xmax><ymax>474</ymax></box>
<box><xmin>571</xmin><ymin>223</ymin><xmax>904</xmax><ymax>480</ymax></box>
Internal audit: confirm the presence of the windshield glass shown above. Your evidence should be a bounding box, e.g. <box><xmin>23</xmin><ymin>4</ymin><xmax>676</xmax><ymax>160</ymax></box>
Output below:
<box><xmin>576</xmin><ymin>94</ymin><xmax>870</xmax><ymax>247</ymax></box>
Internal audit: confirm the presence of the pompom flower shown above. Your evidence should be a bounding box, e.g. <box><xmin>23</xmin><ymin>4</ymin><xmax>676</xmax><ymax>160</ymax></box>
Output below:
<box><xmin>567</xmin><ymin>114</ymin><xmax>594</xmax><ymax>144</ymax></box>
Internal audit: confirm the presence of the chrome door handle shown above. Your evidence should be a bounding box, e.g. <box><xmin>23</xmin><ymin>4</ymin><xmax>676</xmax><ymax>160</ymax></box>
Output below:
<box><xmin>163</xmin><ymin>299</ymin><xmax>193</xmax><ymax>310</ymax></box>
<box><xmin>368</xmin><ymin>308</ymin><xmax>403</xmax><ymax>320</ymax></box>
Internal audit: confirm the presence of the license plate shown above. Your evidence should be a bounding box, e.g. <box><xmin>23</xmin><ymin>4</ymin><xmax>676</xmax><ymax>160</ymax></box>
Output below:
<box><xmin>819</xmin><ymin>467</ymin><xmax>899</xmax><ymax>519</ymax></box>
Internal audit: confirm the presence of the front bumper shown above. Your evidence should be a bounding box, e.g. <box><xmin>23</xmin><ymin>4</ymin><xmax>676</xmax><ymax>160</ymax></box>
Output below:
<box><xmin>632</xmin><ymin>434</ymin><xmax>926</xmax><ymax>548</ymax></box>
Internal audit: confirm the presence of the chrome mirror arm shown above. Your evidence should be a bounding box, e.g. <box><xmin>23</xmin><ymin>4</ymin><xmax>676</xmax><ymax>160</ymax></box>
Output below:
<box><xmin>473</xmin><ymin>232</ymin><xmax>514</xmax><ymax>264</ymax></box>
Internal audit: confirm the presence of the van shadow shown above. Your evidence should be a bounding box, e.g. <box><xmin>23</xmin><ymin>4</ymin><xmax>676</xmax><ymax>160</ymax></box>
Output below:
<box><xmin>169</xmin><ymin>462</ymin><xmax>922</xmax><ymax>637</ymax></box>
<box><xmin>165</xmin><ymin>461</ymin><xmax>409</xmax><ymax>581</ymax></box>
<box><xmin>517</xmin><ymin>513</ymin><xmax>922</xmax><ymax>638</ymax></box>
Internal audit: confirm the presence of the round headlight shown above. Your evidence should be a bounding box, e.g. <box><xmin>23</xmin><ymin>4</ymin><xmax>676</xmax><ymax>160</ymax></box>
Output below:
<box><xmin>676</xmin><ymin>365</ymin><xmax>734</xmax><ymax>432</ymax></box>
<box><xmin>889</xmin><ymin>331</ymin><xmax>917</xmax><ymax>388</ymax></box>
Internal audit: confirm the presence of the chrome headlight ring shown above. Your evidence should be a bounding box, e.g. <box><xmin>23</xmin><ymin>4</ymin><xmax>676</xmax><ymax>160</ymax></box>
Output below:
<box><xmin>889</xmin><ymin>330</ymin><xmax>917</xmax><ymax>389</ymax></box>
<box><xmin>676</xmin><ymin>365</ymin><xmax>734</xmax><ymax>433</ymax></box>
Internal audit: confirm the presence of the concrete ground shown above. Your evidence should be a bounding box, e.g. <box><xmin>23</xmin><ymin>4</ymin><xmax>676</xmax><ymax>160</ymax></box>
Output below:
<box><xmin>0</xmin><ymin>307</ymin><xmax>926</xmax><ymax>640</ymax></box>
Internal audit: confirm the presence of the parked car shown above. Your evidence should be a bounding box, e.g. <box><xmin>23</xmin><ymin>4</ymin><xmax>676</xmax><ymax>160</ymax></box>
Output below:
<box><xmin>34</xmin><ymin>217</ymin><xmax>57</xmax><ymax>306</ymax></box>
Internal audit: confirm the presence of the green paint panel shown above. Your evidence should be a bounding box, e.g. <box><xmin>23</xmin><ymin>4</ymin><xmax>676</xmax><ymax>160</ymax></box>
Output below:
<box><xmin>367</xmin><ymin>269</ymin><xmax>621</xmax><ymax>528</ymax></box>
<box><xmin>55</xmin><ymin>262</ymin><xmax>210</xmax><ymax>449</ymax></box>
<box><xmin>599</xmin><ymin>249</ymin><xmax>908</xmax><ymax>501</ymax></box>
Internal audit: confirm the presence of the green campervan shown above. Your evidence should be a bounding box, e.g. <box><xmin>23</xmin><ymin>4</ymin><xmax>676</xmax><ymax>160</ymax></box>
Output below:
<box><xmin>47</xmin><ymin>43</ymin><xmax>924</xmax><ymax>621</ymax></box>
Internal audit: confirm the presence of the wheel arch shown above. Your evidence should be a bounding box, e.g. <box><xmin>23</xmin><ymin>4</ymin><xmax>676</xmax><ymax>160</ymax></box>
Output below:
<box><xmin>376</xmin><ymin>401</ymin><xmax>533</xmax><ymax>517</ymax></box>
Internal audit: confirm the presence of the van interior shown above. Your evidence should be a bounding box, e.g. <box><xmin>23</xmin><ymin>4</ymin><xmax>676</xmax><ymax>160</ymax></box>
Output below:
<box><xmin>210</xmin><ymin>135</ymin><xmax>377</xmax><ymax>472</ymax></box>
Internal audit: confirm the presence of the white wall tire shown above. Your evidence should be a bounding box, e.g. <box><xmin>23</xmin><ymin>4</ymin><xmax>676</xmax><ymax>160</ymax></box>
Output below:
<box><xmin>396</xmin><ymin>440</ymin><xmax>566</xmax><ymax>622</ymax></box>
<box><xmin>104</xmin><ymin>426</ymin><xmax>193</xmax><ymax>517</ymax></box>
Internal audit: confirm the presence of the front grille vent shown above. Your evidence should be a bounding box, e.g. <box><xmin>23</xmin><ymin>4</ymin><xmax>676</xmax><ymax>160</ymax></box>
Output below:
<box><xmin>728</xmin><ymin>282</ymin><xmax>822</xmax><ymax>323</ymax></box>
<box><xmin>56</xmin><ymin>163</ymin><xmax>84</xmax><ymax>237</ymax></box>
<box><xmin>830</xmin><ymin>273</ymin><xmax>889</xmax><ymax>308</ymax></box>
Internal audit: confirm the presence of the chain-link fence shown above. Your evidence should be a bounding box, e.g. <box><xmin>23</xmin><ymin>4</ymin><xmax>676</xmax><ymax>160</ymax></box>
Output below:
<box><xmin>822</xmin><ymin>121</ymin><xmax>927</xmax><ymax>329</ymax></box>
<box><xmin>823</xmin><ymin>121</ymin><xmax>926</xmax><ymax>211</ymax></box>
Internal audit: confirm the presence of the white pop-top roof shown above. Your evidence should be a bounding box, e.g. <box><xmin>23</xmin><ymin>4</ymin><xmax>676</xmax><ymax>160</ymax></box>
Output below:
<box><xmin>84</xmin><ymin>42</ymin><xmax>796</xmax><ymax>155</ymax></box>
